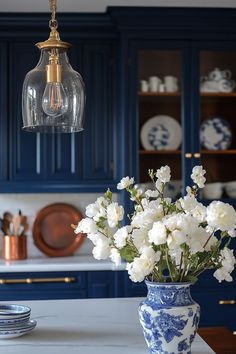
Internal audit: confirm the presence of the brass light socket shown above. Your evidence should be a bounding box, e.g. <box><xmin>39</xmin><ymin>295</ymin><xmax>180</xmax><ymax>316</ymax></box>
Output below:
<box><xmin>46</xmin><ymin>63</ymin><xmax>62</xmax><ymax>83</ymax></box>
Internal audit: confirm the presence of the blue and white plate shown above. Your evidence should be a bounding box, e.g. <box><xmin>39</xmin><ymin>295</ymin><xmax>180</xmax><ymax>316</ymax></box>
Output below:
<box><xmin>200</xmin><ymin>117</ymin><xmax>232</xmax><ymax>150</ymax></box>
<box><xmin>0</xmin><ymin>304</ymin><xmax>31</xmax><ymax>320</ymax></box>
<box><xmin>140</xmin><ymin>115</ymin><xmax>182</xmax><ymax>150</ymax></box>
<box><xmin>0</xmin><ymin>319</ymin><xmax>37</xmax><ymax>339</ymax></box>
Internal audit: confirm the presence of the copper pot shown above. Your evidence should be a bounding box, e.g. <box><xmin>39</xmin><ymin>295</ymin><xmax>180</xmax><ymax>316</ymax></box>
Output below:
<box><xmin>3</xmin><ymin>235</ymin><xmax>27</xmax><ymax>260</ymax></box>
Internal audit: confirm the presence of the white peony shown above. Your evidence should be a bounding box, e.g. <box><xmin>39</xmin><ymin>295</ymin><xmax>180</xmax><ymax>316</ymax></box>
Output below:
<box><xmin>117</xmin><ymin>176</ymin><xmax>134</xmax><ymax>190</ymax></box>
<box><xmin>75</xmin><ymin>218</ymin><xmax>97</xmax><ymax>234</ymax></box>
<box><xmin>113</xmin><ymin>226</ymin><xmax>129</xmax><ymax>249</ymax></box>
<box><xmin>191</xmin><ymin>165</ymin><xmax>206</xmax><ymax>188</ymax></box>
<box><xmin>156</xmin><ymin>165</ymin><xmax>171</xmax><ymax>183</ymax></box>
<box><xmin>109</xmin><ymin>248</ymin><xmax>121</xmax><ymax>265</ymax></box>
<box><xmin>148</xmin><ymin>221</ymin><xmax>167</xmax><ymax>245</ymax></box>
<box><xmin>106</xmin><ymin>202</ymin><xmax>124</xmax><ymax>227</ymax></box>
<box><xmin>206</xmin><ymin>201</ymin><xmax>236</xmax><ymax>231</ymax></box>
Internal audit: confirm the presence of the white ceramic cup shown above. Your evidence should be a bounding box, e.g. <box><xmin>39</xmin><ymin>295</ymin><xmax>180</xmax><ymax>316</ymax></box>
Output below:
<box><xmin>202</xmin><ymin>182</ymin><xmax>223</xmax><ymax>199</ymax></box>
<box><xmin>149</xmin><ymin>76</ymin><xmax>162</xmax><ymax>92</ymax></box>
<box><xmin>140</xmin><ymin>80</ymin><xmax>149</xmax><ymax>92</ymax></box>
<box><xmin>201</xmin><ymin>80</ymin><xmax>220</xmax><ymax>92</ymax></box>
<box><xmin>164</xmin><ymin>76</ymin><xmax>178</xmax><ymax>92</ymax></box>
<box><xmin>225</xmin><ymin>181</ymin><xmax>236</xmax><ymax>198</ymax></box>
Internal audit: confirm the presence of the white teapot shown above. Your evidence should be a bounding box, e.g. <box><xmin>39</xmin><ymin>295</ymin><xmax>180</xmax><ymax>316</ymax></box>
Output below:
<box><xmin>209</xmin><ymin>68</ymin><xmax>232</xmax><ymax>81</ymax></box>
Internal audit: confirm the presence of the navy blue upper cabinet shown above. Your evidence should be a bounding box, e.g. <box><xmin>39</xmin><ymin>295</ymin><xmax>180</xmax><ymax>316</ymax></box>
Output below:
<box><xmin>0</xmin><ymin>14</ymin><xmax>118</xmax><ymax>192</ymax></box>
<box><xmin>0</xmin><ymin>43</ymin><xmax>7</xmax><ymax>181</ymax></box>
<box><xmin>8</xmin><ymin>42</ymin><xmax>45</xmax><ymax>184</ymax></box>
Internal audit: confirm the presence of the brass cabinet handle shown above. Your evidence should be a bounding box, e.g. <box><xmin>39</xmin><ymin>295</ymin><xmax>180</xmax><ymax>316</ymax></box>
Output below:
<box><xmin>185</xmin><ymin>153</ymin><xmax>192</xmax><ymax>158</ymax></box>
<box><xmin>193</xmin><ymin>153</ymin><xmax>201</xmax><ymax>158</ymax></box>
<box><xmin>219</xmin><ymin>300</ymin><xmax>236</xmax><ymax>305</ymax></box>
<box><xmin>0</xmin><ymin>277</ymin><xmax>76</xmax><ymax>284</ymax></box>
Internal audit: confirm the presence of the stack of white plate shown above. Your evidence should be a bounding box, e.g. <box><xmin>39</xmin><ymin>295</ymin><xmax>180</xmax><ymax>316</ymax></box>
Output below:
<box><xmin>0</xmin><ymin>304</ymin><xmax>36</xmax><ymax>339</ymax></box>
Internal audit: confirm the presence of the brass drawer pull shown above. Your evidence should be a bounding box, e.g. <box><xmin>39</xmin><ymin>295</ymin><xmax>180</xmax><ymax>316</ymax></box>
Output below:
<box><xmin>185</xmin><ymin>153</ymin><xmax>192</xmax><ymax>158</ymax></box>
<box><xmin>219</xmin><ymin>300</ymin><xmax>236</xmax><ymax>305</ymax></box>
<box><xmin>0</xmin><ymin>277</ymin><xmax>76</xmax><ymax>284</ymax></box>
<box><xmin>193</xmin><ymin>152</ymin><xmax>201</xmax><ymax>158</ymax></box>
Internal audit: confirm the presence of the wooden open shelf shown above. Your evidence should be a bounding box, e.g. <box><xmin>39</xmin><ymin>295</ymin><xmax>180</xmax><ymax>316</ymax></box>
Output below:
<box><xmin>138</xmin><ymin>92</ymin><xmax>181</xmax><ymax>97</ymax></box>
<box><xmin>201</xmin><ymin>149</ymin><xmax>236</xmax><ymax>155</ymax></box>
<box><xmin>200</xmin><ymin>92</ymin><xmax>236</xmax><ymax>97</ymax></box>
<box><xmin>139</xmin><ymin>149</ymin><xmax>181</xmax><ymax>155</ymax></box>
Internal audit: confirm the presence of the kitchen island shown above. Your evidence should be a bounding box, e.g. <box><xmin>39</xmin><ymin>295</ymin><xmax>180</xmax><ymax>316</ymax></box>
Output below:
<box><xmin>1</xmin><ymin>297</ymin><xmax>215</xmax><ymax>354</ymax></box>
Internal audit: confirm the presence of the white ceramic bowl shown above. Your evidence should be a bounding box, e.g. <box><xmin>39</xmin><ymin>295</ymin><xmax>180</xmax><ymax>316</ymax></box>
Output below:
<box><xmin>202</xmin><ymin>182</ymin><xmax>223</xmax><ymax>199</ymax></box>
<box><xmin>225</xmin><ymin>181</ymin><xmax>236</xmax><ymax>198</ymax></box>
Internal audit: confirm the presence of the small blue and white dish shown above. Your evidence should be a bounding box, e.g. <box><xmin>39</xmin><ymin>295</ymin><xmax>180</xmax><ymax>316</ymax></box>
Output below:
<box><xmin>0</xmin><ymin>304</ymin><xmax>31</xmax><ymax>320</ymax></box>
<box><xmin>0</xmin><ymin>319</ymin><xmax>37</xmax><ymax>339</ymax></box>
<box><xmin>140</xmin><ymin>115</ymin><xmax>182</xmax><ymax>150</ymax></box>
<box><xmin>200</xmin><ymin>117</ymin><xmax>232</xmax><ymax>150</ymax></box>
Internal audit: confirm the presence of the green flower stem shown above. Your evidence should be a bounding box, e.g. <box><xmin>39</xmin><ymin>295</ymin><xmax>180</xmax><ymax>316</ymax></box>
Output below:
<box><xmin>165</xmin><ymin>247</ymin><xmax>174</xmax><ymax>282</ymax></box>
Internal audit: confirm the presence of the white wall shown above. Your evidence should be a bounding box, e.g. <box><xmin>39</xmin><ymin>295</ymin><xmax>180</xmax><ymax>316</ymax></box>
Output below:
<box><xmin>0</xmin><ymin>193</ymin><xmax>101</xmax><ymax>257</ymax></box>
<box><xmin>1</xmin><ymin>0</ymin><xmax>236</xmax><ymax>13</ymax></box>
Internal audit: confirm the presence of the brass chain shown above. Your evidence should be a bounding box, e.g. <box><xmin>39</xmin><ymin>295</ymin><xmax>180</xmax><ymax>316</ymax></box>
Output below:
<box><xmin>49</xmin><ymin>0</ymin><xmax>58</xmax><ymax>30</ymax></box>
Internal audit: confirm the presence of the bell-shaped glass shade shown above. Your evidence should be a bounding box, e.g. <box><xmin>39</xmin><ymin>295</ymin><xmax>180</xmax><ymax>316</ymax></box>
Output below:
<box><xmin>22</xmin><ymin>50</ymin><xmax>85</xmax><ymax>133</ymax></box>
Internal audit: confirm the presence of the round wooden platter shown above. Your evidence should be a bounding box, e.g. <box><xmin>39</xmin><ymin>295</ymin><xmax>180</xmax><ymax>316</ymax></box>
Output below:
<box><xmin>32</xmin><ymin>203</ymin><xmax>85</xmax><ymax>257</ymax></box>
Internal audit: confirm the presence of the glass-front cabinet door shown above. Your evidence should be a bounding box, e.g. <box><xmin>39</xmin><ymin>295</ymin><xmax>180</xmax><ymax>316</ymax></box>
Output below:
<box><xmin>192</xmin><ymin>44</ymin><xmax>236</xmax><ymax>203</ymax></box>
<box><xmin>129</xmin><ymin>42</ymin><xmax>191</xmax><ymax>199</ymax></box>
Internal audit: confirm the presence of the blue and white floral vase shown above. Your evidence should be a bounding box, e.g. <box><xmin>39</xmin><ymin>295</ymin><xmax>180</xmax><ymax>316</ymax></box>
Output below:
<box><xmin>139</xmin><ymin>281</ymin><xmax>200</xmax><ymax>354</ymax></box>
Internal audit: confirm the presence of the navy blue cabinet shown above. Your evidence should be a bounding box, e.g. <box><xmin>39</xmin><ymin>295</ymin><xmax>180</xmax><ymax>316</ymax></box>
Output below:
<box><xmin>0</xmin><ymin>17</ymin><xmax>118</xmax><ymax>192</ymax></box>
<box><xmin>0</xmin><ymin>43</ymin><xmax>7</xmax><ymax>182</ymax></box>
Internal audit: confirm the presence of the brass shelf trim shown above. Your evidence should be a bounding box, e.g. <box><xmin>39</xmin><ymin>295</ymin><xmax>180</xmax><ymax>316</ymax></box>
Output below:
<box><xmin>0</xmin><ymin>277</ymin><xmax>76</xmax><ymax>284</ymax></box>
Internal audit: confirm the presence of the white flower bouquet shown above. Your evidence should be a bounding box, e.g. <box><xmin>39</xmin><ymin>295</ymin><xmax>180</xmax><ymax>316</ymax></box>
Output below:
<box><xmin>74</xmin><ymin>165</ymin><xmax>236</xmax><ymax>284</ymax></box>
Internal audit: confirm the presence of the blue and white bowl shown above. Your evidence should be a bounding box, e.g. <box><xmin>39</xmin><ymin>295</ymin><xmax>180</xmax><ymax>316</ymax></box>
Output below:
<box><xmin>0</xmin><ymin>304</ymin><xmax>31</xmax><ymax>324</ymax></box>
<box><xmin>0</xmin><ymin>319</ymin><xmax>37</xmax><ymax>339</ymax></box>
<box><xmin>200</xmin><ymin>117</ymin><xmax>232</xmax><ymax>150</ymax></box>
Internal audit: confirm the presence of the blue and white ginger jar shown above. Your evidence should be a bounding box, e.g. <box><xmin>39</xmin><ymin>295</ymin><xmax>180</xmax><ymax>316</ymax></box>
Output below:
<box><xmin>139</xmin><ymin>281</ymin><xmax>200</xmax><ymax>354</ymax></box>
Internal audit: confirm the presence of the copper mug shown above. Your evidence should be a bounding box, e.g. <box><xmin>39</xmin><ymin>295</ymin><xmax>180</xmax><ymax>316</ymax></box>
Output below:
<box><xmin>3</xmin><ymin>235</ymin><xmax>27</xmax><ymax>260</ymax></box>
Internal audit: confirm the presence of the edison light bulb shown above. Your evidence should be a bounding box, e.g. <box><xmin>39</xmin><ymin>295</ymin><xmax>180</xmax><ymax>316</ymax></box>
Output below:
<box><xmin>42</xmin><ymin>82</ymin><xmax>68</xmax><ymax>116</ymax></box>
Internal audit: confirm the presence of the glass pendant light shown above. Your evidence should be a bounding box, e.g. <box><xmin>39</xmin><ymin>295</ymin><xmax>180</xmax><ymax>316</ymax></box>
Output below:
<box><xmin>22</xmin><ymin>0</ymin><xmax>85</xmax><ymax>133</ymax></box>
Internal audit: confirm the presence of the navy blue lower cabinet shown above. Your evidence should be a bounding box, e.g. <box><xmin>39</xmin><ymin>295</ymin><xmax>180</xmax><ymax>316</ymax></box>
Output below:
<box><xmin>87</xmin><ymin>271</ymin><xmax>116</xmax><ymax>298</ymax></box>
<box><xmin>0</xmin><ymin>272</ymin><xmax>87</xmax><ymax>301</ymax></box>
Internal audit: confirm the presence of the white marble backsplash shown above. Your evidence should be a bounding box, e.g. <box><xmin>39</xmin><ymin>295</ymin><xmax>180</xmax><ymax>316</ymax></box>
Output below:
<box><xmin>0</xmin><ymin>193</ymin><xmax>117</xmax><ymax>258</ymax></box>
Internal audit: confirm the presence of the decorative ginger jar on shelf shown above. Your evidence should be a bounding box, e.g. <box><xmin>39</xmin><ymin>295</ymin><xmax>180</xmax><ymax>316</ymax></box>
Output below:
<box><xmin>139</xmin><ymin>281</ymin><xmax>200</xmax><ymax>354</ymax></box>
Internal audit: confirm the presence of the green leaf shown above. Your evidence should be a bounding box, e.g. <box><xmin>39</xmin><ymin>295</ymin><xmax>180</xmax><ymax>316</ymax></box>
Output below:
<box><xmin>120</xmin><ymin>244</ymin><xmax>137</xmax><ymax>263</ymax></box>
<box><xmin>184</xmin><ymin>275</ymin><xmax>198</xmax><ymax>284</ymax></box>
<box><xmin>105</xmin><ymin>189</ymin><xmax>112</xmax><ymax>202</ymax></box>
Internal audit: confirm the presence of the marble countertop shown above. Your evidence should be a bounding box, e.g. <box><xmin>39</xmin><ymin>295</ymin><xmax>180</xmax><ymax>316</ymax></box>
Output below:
<box><xmin>0</xmin><ymin>255</ymin><xmax>126</xmax><ymax>272</ymax></box>
<box><xmin>1</xmin><ymin>297</ymin><xmax>215</xmax><ymax>354</ymax></box>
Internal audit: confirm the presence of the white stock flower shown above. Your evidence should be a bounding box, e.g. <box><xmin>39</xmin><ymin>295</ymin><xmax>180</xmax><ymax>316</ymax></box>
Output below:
<box><xmin>148</xmin><ymin>221</ymin><xmax>167</xmax><ymax>245</ymax></box>
<box><xmin>191</xmin><ymin>165</ymin><xmax>206</xmax><ymax>188</ymax></box>
<box><xmin>156</xmin><ymin>165</ymin><xmax>171</xmax><ymax>183</ymax></box>
<box><xmin>126</xmin><ymin>246</ymin><xmax>159</xmax><ymax>282</ymax></box>
<box><xmin>85</xmin><ymin>197</ymin><xmax>107</xmax><ymax>221</ymax></box>
<box><xmin>109</xmin><ymin>248</ymin><xmax>121</xmax><ymax>266</ymax></box>
<box><xmin>213</xmin><ymin>267</ymin><xmax>233</xmax><ymax>283</ymax></box>
<box><xmin>75</xmin><ymin>218</ymin><xmax>97</xmax><ymax>234</ymax></box>
<box><xmin>228</xmin><ymin>229</ymin><xmax>236</xmax><ymax>238</ymax></box>
<box><xmin>107</xmin><ymin>202</ymin><xmax>124</xmax><ymax>227</ymax></box>
<box><xmin>92</xmin><ymin>237</ymin><xmax>110</xmax><ymax>260</ymax></box>
<box><xmin>206</xmin><ymin>201</ymin><xmax>236</xmax><ymax>231</ymax></box>
<box><xmin>87</xmin><ymin>232</ymin><xmax>108</xmax><ymax>246</ymax></box>
<box><xmin>113</xmin><ymin>226</ymin><xmax>129</xmax><ymax>249</ymax></box>
<box><xmin>117</xmin><ymin>176</ymin><xmax>134</xmax><ymax>190</ymax></box>
<box><xmin>131</xmin><ymin>203</ymin><xmax>163</xmax><ymax>230</ymax></box>
<box><xmin>167</xmin><ymin>229</ymin><xmax>187</xmax><ymax>249</ymax></box>
<box><xmin>132</xmin><ymin>228</ymin><xmax>150</xmax><ymax>251</ymax></box>
<box><xmin>145</xmin><ymin>189</ymin><xmax>159</xmax><ymax>198</ymax></box>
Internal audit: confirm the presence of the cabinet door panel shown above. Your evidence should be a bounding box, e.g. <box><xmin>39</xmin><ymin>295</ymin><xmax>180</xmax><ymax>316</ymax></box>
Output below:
<box><xmin>9</xmin><ymin>43</ymin><xmax>44</xmax><ymax>181</ymax></box>
<box><xmin>82</xmin><ymin>43</ymin><xmax>115</xmax><ymax>182</ymax></box>
<box><xmin>0</xmin><ymin>43</ymin><xmax>7</xmax><ymax>181</ymax></box>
